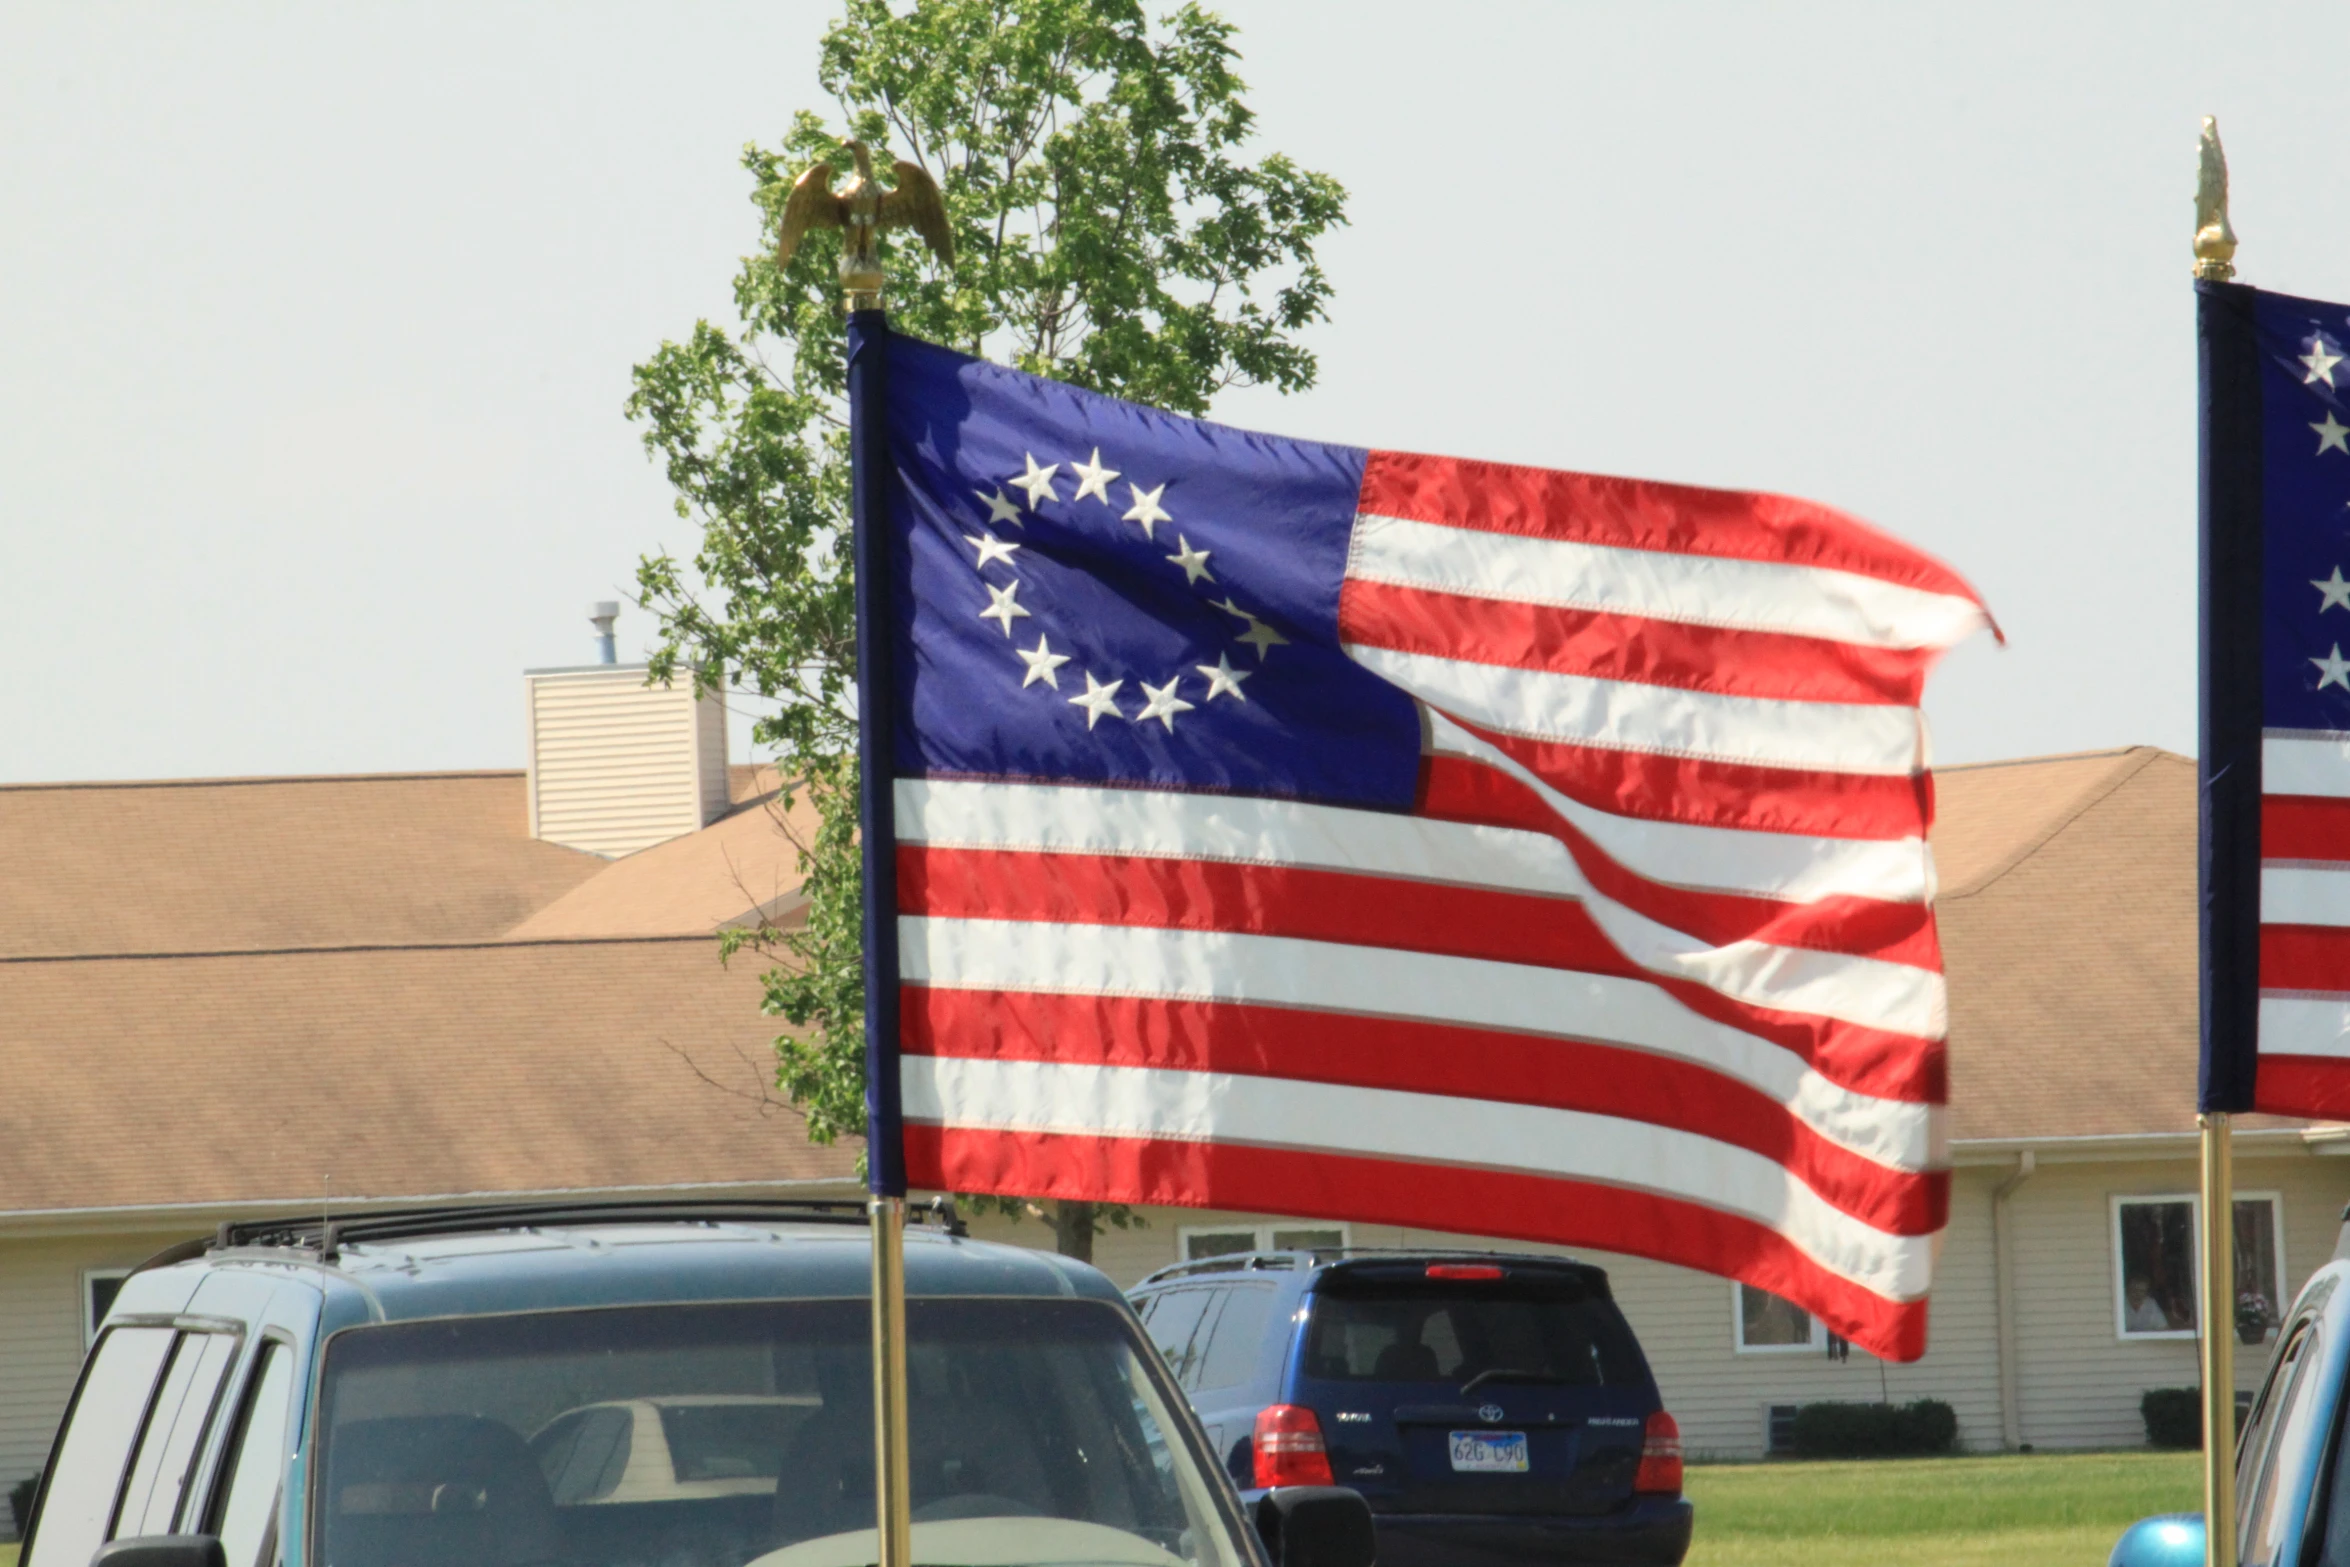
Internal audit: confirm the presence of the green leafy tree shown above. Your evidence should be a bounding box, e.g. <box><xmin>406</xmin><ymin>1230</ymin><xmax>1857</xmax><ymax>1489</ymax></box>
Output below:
<box><xmin>630</xmin><ymin>0</ymin><xmax>1345</xmax><ymax>1261</ymax></box>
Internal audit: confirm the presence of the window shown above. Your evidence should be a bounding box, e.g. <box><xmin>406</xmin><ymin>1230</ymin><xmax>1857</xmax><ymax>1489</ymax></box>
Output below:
<box><xmin>81</xmin><ymin>1271</ymin><xmax>130</xmax><ymax>1348</ymax></box>
<box><xmin>24</xmin><ymin>1325</ymin><xmax>176</xmax><ymax>1567</ymax></box>
<box><xmin>2240</xmin><ymin>1319</ymin><xmax>2326</xmax><ymax>1564</ymax></box>
<box><xmin>1179</xmin><ymin>1224</ymin><xmax>1348</xmax><ymax>1262</ymax></box>
<box><xmin>116</xmin><ymin>1331</ymin><xmax>240</xmax><ymax>1536</ymax></box>
<box><xmin>1298</xmin><ymin>1275</ymin><xmax>1645</xmax><ymax>1387</ymax></box>
<box><xmin>1764</xmin><ymin>1403</ymin><xmax>1799</xmax><ymax>1455</ymax></box>
<box><xmin>2111</xmin><ymin>1193</ymin><xmax>2287</xmax><ymax>1341</ymax></box>
<box><xmin>1734</xmin><ymin>1283</ymin><xmax>1826</xmax><ymax>1353</ymax></box>
<box><xmin>1141</xmin><ymin>1287</ymin><xmax>1218</xmax><ymax>1389</ymax></box>
<box><xmin>209</xmin><ymin>1341</ymin><xmax>296</xmax><ymax>1567</ymax></box>
<box><xmin>1195</xmin><ymin>1286</ymin><xmax>1276</xmax><ymax>1392</ymax></box>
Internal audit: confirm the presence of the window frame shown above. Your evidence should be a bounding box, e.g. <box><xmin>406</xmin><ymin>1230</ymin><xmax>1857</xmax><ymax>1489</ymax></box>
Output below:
<box><xmin>2109</xmin><ymin>1191</ymin><xmax>2289</xmax><ymax>1344</ymax></box>
<box><xmin>1731</xmin><ymin>1281</ymin><xmax>1827</xmax><ymax>1355</ymax></box>
<box><xmin>1177</xmin><ymin>1223</ymin><xmax>1351</xmax><ymax>1262</ymax></box>
<box><xmin>81</xmin><ymin>1269</ymin><xmax>132</xmax><ymax>1349</ymax></box>
<box><xmin>200</xmin><ymin>1330</ymin><xmax>300</xmax><ymax>1567</ymax></box>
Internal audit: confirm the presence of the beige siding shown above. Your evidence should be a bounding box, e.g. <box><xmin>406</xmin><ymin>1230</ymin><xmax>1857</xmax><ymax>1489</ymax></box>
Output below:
<box><xmin>523</xmin><ymin>668</ymin><xmax>726</xmax><ymax>859</ymax></box>
<box><xmin>0</xmin><ymin>1231</ymin><xmax>194</xmax><ymax>1499</ymax></box>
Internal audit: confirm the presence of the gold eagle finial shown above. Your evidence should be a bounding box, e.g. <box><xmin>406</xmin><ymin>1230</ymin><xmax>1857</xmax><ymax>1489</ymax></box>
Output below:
<box><xmin>2194</xmin><ymin>116</ymin><xmax>2237</xmax><ymax>281</ymax></box>
<box><xmin>773</xmin><ymin>140</ymin><xmax>954</xmax><ymax>311</ymax></box>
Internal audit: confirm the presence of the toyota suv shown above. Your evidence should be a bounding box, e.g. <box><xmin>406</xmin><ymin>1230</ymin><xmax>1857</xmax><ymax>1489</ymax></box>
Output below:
<box><xmin>1129</xmin><ymin>1249</ymin><xmax>1691</xmax><ymax>1567</ymax></box>
<box><xmin>15</xmin><ymin>1200</ymin><xmax>1374</xmax><ymax>1567</ymax></box>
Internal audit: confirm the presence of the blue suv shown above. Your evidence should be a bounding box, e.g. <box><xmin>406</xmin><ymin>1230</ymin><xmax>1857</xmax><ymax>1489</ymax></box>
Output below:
<box><xmin>15</xmin><ymin>1200</ymin><xmax>1375</xmax><ymax>1567</ymax></box>
<box><xmin>1129</xmin><ymin>1249</ymin><xmax>1691</xmax><ymax>1567</ymax></box>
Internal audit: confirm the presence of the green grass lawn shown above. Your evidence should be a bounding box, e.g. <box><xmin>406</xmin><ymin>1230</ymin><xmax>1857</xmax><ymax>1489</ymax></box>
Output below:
<box><xmin>1685</xmin><ymin>1450</ymin><xmax>2203</xmax><ymax>1567</ymax></box>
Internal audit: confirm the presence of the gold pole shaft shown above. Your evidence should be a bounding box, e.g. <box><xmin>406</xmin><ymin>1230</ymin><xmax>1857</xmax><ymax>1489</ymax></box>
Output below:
<box><xmin>872</xmin><ymin>1196</ymin><xmax>914</xmax><ymax>1567</ymax></box>
<box><xmin>2201</xmin><ymin>1113</ymin><xmax>2237</xmax><ymax>1567</ymax></box>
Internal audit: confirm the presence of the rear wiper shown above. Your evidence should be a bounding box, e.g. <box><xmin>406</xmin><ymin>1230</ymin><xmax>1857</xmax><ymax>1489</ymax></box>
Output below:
<box><xmin>1458</xmin><ymin>1368</ymin><xmax>1572</xmax><ymax>1396</ymax></box>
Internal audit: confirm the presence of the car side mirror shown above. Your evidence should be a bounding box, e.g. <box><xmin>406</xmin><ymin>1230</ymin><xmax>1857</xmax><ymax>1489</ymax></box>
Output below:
<box><xmin>89</xmin><ymin>1536</ymin><xmax>228</xmax><ymax>1567</ymax></box>
<box><xmin>2108</xmin><ymin>1513</ymin><xmax>2204</xmax><ymax>1567</ymax></box>
<box><xmin>1255</xmin><ymin>1486</ymin><xmax>1376</xmax><ymax>1567</ymax></box>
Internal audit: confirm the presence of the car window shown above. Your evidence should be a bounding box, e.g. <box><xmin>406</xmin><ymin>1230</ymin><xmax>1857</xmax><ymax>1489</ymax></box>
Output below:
<box><xmin>2241</xmin><ymin>1319</ymin><xmax>2324</xmax><ymax>1564</ymax></box>
<box><xmin>1142</xmin><ymin>1288</ymin><xmax>1216</xmax><ymax>1389</ymax></box>
<box><xmin>1195</xmin><ymin>1286</ymin><xmax>1275</xmax><ymax>1392</ymax></box>
<box><xmin>24</xmin><ymin>1325</ymin><xmax>177</xmax><ymax>1567</ymax></box>
<box><xmin>1300</xmin><ymin>1275</ymin><xmax>1647</xmax><ymax>1387</ymax></box>
<box><xmin>119</xmin><ymin>1331</ymin><xmax>241</xmax><ymax>1536</ymax></box>
<box><xmin>212</xmin><ymin>1340</ymin><xmax>297</xmax><ymax>1567</ymax></box>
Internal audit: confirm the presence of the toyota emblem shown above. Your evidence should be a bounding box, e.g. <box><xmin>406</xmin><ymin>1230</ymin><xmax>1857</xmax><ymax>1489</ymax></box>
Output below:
<box><xmin>1478</xmin><ymin>1403</ymin><xmax>1505</xmax><ymax>1423</ymax></box>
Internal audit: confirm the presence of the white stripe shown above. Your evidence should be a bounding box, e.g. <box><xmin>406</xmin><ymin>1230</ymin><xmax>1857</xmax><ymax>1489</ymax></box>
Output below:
<box><xmin>2262</xmin><ymin>866</ymin><xmax>2350</xmax><ymax>927</ymax></box>
<box><xmin>1348</xmin><ymin>512</ymin><xmax>1991</xmax><ymax>652</ymax></box>
<box><xmin>901</xmin><ymin>1055</ymin><xmax>1933</xmax><ymax>1303</ymax></box>
<box><xmin>899</xmin><ymin>778</ymin><xmax>1945</xmax><ymax>1037</ymax></box>
<box><xmin>1422</xmin><ymin>713</ymin><xmax>1938</xmax><ymax>905</ymax></box>
<box><xmin>2260</xmin><ymin>996</ymin><xmax>2350</xmax><ymax>1060</ymax></box>
<box><xmin>1346</xmin><ymin>642</ymin><xmax>1925</xmax><ymax>777</ymax></box>
<box><xmin>900</xmin><ymin>914</ymin><xmax>1943</xmax><ymax>1175</ymax></box>
<box><xmin>2266</xmin><ymin>734</ymin><xmax>2350</xmax><ymax>799</ymax></box>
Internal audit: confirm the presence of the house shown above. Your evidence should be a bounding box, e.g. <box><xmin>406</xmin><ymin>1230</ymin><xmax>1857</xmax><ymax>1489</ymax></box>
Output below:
<box><xmin>0</xmin><ymin>695</ymin><xmax>2332</xmax><ymax>1499</ymax></box>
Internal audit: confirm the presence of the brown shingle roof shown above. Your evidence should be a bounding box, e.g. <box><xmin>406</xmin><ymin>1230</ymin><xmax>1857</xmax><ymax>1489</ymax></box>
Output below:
<box><xmin>0</xmin><ymin>773</ymin><xmax>603</xmax><ymax>959</ymax></box>
<box><xmin>504</xmin><ymin>790</ymin><xmax>818</xmax><ymax>942</ymax></box>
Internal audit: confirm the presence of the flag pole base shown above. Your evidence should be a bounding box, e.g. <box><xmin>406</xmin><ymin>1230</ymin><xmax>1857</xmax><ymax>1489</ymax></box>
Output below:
<box><xmin>872</xmin><ymin>1195</ymin><xmax>913</xmax><ymax>1567</ymax></box>
<box><xmin>2201</xmin><ymin>1112</ymin><xmax>2237</xmax><ymax>1567</ymax></box>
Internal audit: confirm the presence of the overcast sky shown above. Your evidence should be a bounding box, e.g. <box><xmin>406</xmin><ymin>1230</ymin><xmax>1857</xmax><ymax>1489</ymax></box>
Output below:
<box><xmin>2</xmin><ymin>0</ymin><xmax>2342</xmax><ymax>783</ymax></box>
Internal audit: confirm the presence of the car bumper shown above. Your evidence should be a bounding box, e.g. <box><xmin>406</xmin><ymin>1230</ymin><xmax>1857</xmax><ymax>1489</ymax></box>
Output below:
<box><xmin>1361</xmin><ymin>1501</ymin><xmax>1694</xmax><ymax>1567</ymax></box>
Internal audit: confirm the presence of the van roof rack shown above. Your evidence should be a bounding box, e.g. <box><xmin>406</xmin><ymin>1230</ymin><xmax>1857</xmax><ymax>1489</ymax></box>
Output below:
<box><xmin>135</xmin><ymin>1196</ymin><xmax>968</xmax><ymax>1272</ymax></box>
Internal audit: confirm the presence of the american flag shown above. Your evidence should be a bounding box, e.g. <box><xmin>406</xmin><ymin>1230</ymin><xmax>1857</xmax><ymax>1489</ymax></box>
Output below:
<box><xmin>868</xmin><ymin>332</ymin><xmax>1991</xmax><ymax>1360</ymax></box>
<box><xmin>2200</xmin><ymin>281</ymin><xmax>2350</xmax><ymax>1121</ymax></box>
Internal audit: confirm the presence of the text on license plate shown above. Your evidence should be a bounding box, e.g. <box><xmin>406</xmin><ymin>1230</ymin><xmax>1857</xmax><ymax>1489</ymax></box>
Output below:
<box><xmin>1447</xmin><ymin>1431</ymin><xmax>1529</xmax><ymax>1473</ymax></box>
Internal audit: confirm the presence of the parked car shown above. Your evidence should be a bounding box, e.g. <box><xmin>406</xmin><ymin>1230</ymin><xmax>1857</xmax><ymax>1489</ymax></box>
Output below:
<box><xmin>1128</xmin><ymin>1248</ymin><xmax>1692</xmax><ymax>1567</ymax></box>
<box><xmin>17</xmin><ymin>1199</ymin><xmax>1375</xmax><ymax>1567</ymax></box>
<box><xmin>2111</xmin><ymin>1218</ymin><xmax>2350</xmax><ymax>1567</ymax></box>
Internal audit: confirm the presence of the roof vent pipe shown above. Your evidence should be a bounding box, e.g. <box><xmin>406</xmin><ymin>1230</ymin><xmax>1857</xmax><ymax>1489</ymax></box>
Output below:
<box><xmin>589</xmin><ymin>601</ymin><xmax>620</xmax><ymax>665</ymax></box>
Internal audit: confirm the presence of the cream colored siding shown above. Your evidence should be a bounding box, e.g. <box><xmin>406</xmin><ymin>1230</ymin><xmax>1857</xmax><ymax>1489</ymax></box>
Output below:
<box><xmin>523</xmin><ymin>667</ymin><xmax>727</xmax><ymax>859</ymax></box>
<box><xmin>0</xmin><ymin>1232</ymin><xmax>192</xmax><ymax>1498</ymax></box>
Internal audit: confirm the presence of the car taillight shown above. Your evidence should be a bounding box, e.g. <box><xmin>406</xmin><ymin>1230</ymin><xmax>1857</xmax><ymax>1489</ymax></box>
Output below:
<box><xmin>1634</xmin><ymin>1410</ymin><xmax>1682</xmax><ymax>1497</ymax></box>
<box><xmin>1253</xmin><ymin>1404</ymin><xmax>1335</xmax><ymax>1488</ymax></box>
<box><xmin>1425</xmin><ymin>1264</ymin><xmax>1504</xmax><ymax>1280</ymax></box>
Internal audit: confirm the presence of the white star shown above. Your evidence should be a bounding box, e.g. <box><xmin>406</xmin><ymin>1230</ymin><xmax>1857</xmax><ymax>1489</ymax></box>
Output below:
<box><xmin>1135</xmin><ymin>676</ymin><xmax>1196</xmax><ymax>731</ymax></box>
<box><xmin>1195</xmin><ymin>654</ymin><xmax>1251</xmax><ymax>702</ymax></box>
<box><xmin>1068</xmin><ymin>672</ymin><xmax>1126</xmax><ymax>729</ymax></box>
<box><xmin>1123</xmin><ymin>482</ymin><xmax>1172</xmax><ymax>538</ymax></box>
<box><xmin>1016</xmin><ymin>634</ymin><xmax>1071</xmax><ymax>690</ymax></box>
<box><xmin>975</xmin><ymin>487</ymin><xmax>1024</xmax><ymax>527</ymax></box>
<box><xmin>964</xmin><ymin>531</ymin><xmax>1022</xmax><ymax>571</ymax></box>
<box><xmin>1236</xmin><ymin>617</ymin><xmax>1289</xmax><ymax>661</ymax></box>
<box><xmin>1210</xmin><ymin>597</ymin><xmax>1253</xmax><ymax>621</ymax></box>
<box><xmin>2317</xmin><ymin>568</ymin><xmax>2350</xmax><ymax>613</ymax></box>
<box><xmin>1166</xmin><ymin>534</ymin><xmax>1214</xmax><ymax>585</ymax></box>
<box><xmin>2307</xmin><ymin>336</ymin><xmax>2346</xmax><ymax>388</ymax></box>
<box><xmin>1011</xmin><ymin>453</ymin><xmax>1060</xmax><ymax>509</ymax></box>
<box><xmin>978</xmin><ymin>580</ymin><xmax>1032</xmax><ymax>636</ymax></box>
<box><xmin>1070</xmin><ymin>448</ymin><xmax>1119</xmax><ymax>504</ymax></box>
<box><xmin>2314</xmin><ymin>413</ymin><xmax>2350</xmax><ymax>456</ymax></box>
<box><xmin>2317</xmin><ymin>644</ymin><xmax>2350</xmax><ymax>691</ymax></box>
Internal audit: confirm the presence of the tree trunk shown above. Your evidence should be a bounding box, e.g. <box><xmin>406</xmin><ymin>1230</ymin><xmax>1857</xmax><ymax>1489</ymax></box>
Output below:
<box><xmin>1052</xmin><ymin>1200</ymin><xmax>1096</xmax><ymax>1263</ymax></box>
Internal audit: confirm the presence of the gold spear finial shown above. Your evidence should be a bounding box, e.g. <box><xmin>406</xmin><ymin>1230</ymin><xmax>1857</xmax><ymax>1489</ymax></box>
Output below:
<box><xmin>771</xmin><ymin>139</ymin><xmax>954</xmax><ymax>312</ymax></box>
<box><xmin>2195</xmin><ymin>116</ymin><xmax>2238</xmax><ymax>281</ymax></box>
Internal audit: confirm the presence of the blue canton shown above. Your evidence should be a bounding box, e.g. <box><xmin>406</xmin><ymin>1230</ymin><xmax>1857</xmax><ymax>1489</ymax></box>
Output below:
<box><xmin>881</xmin><ymin>334</ymin><xmax>1422</xmax><ymax>810</ymax></box>
<box><xmin>2256</xmin><ymin>288</ymin><xmax>2350</xmax><ymax>731</ymax></box>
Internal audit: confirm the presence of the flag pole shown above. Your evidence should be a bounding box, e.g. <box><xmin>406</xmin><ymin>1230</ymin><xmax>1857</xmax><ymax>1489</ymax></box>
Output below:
<box><xmin>2194</xmin><ymin>114</ymin><xmax>2245</xmax><ymax>1567</ymax></box>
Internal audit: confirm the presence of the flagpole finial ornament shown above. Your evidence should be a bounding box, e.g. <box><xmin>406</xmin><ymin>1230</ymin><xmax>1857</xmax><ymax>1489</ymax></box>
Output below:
<box><xmin>773</xmin><ymin>139</ymin><xmax>954</xmax><ymax>312</ymax></box>
<box><xmin>2195</xmin><ymin>116</ymin><xmax>2238</xmax><ymax>281</ymax></box>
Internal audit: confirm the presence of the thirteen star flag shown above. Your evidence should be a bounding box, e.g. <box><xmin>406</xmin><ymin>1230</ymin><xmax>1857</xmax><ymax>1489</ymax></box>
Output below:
<box><xmin>2199</xmin><ymin>281</ymin><xmax>2350</xmax><ymax>1120</ymax></box>
<box><xmin>864</xmin><ymin>330</ymin><xmax>1993</xmax><ymax>1360</ymax></box>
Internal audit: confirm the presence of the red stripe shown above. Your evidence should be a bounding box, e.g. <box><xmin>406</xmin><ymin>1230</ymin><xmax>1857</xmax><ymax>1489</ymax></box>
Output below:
<box><xmin>1359</xmin><ymin>448</ymin><xmax>1987</xmax><ymax>609</ymax></box>
<box><xmin>2260</xmin><ymin>925</ymin><xmax>2350</xmax><ymax>991</ymax></box>
<box><xmin>899</xmin><ymin>844</ymin><xmax>1943</xmax><ymax>1103</ymax></box>
<box><xmin>1419</xmin><ymin>754</ymin><xmax>1942</xmax><ymax>970</ymax></box>
<box><xmin>1435</xmin><ymin>714</ymin><xmax>1935</xmax><ymax>843</ymax></box>
<box><xmin>905</xmin><ymin>1124</ymin><xmax>1930</xmax><ymax>1362</ymax></box>
<box><xmin>2255</xmin><ymin>1055</ymin><xmax>2350</xmax><ymax>1121</ymax></box>
<box><xmin>2265</xmin><ymin>795</ymin><xmax>2350</xmax><ymax>864</ymax></box>
<box><xmin>1338</xmin><ymin>578</ymin><xmax>1934</xmax><ymax>708</ymax></box>
<box><xmin>901</xmin><ymin>986</ymin><xmax>1946</xmax><ymax>1236</ymax></box>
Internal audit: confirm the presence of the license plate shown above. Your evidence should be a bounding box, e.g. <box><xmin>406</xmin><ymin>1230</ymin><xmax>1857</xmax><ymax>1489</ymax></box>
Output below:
<box><xmin>1447</xmin><ymin>1430</ymin><xmax>1529</xmax><ymax>1473</ymax></box>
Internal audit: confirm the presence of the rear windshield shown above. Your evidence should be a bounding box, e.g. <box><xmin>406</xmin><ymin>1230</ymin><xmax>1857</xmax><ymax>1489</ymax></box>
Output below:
<box><xmin>1300</xmin><ymin>1274</ymin><xmax>1647</xmax><ymax>1388</ymax></box>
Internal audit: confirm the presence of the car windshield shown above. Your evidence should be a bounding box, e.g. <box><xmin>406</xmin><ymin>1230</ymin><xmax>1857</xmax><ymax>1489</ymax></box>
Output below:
<box><xmin>1299</xmin><ymin>1275</ymin><xmax>1647</xmax><ymax>1388</ymax></box>
<box><xmin>315</xmin><ymin>1297</ymin><xmax>1253</xmax><ymax>1567</ymax></box>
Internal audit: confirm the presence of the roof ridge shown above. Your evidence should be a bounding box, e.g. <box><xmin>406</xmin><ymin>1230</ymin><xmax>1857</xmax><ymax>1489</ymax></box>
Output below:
<box><xmin>0</xmin><ymin>769</ymin><xmax>524</xmax><ymax>794</ymax></box>
<box><xmin>0</xmin><ymin>932</ymin><xmax>718</xmax><ymax>967</ymax></box>
<box><xmin>1934</xmin><ymin>744</ymin><xmax>2182</xmax><ymax>775</ymax></box>
<box><xmin>1941</xmin><ymin>746</ymin><xmax>2170</xmax><ymax>901</ymax></box>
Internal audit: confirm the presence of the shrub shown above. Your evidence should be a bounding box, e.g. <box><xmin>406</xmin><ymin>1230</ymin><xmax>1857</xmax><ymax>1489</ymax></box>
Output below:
<box><xmin>7</xmin><ymin>1474</ymin><xmax>35</xmax><ymax>1540</ymax></box>
<box><xmin>1787</xmin><ymin>1399</ymin><xmax>1959</xmax><ymax>1458</ymax></box>
<box><xmin>2144</xmin><ymin>1387</ymin><xmax>2203</xmax><ymax>1449</ymax></box>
